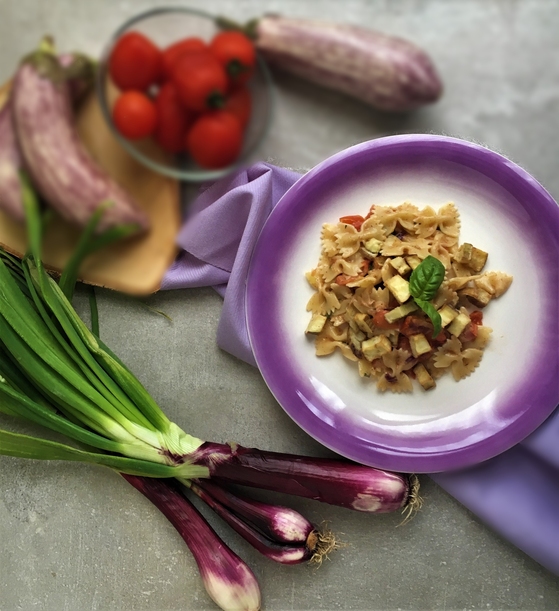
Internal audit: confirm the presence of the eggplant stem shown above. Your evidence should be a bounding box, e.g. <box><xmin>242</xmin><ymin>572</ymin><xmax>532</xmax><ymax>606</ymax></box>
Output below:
<box><xmin>38</xmin><ymin>36</ymin><xmax>56</xmax><ymax>55</ymax></box>
<box><xmin>308</xmin><ymin>522</ymin><xmax>344</xmax><ymax>567</ymax></box>
<box><xmin>398</xmin><ymin>474</ymin><xmax>423</xmax><ymax>526</ymax></box>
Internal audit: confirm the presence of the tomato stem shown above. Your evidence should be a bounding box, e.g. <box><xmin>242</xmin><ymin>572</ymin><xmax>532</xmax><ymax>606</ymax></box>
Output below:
<box><xmin>207</xmin><ymin>91</ymin><xmax>226</xmax><ymax>110</ymax></box>
<box><xmin>227</xmin><ymin>59</ymin><xmax>251</xmax><ymax>79</ymax></box>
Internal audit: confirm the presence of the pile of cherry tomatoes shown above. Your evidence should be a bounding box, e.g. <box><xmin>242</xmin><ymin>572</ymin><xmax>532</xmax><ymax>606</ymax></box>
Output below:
<box><xmin>109</xmin><ymin>29</ymin><xmax>256</xmax><ymax>169</ymax></box>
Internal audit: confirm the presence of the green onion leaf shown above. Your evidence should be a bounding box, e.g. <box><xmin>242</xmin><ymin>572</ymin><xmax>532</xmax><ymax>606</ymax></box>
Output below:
<box><xmin>0</xmin><ymin>429</ymin><xmax>210</xmax><ymax>479</ymax></box>
<box><xmin>58</xmin><ymin>200</ymin><xmax>139</xmax><ymax>302</ymax></box>
<box><xmin>88</xmin><ymin>286</ymin><xmax>100</xmax><ymax>337</ymax></box>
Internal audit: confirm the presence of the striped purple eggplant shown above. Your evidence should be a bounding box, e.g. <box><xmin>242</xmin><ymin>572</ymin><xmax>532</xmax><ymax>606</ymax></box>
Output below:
<box><xmin>0</xmin><ymin>103</ymin><xmax>25</xmax><ymax>222</ymax></box>
<box><xmin>193</xmin><ymin>443</ymin><xmax>420</xmax><ymax>514</ymax></box>
<box><xmin>248</xmin><ymin>15</ymin><xmax>442</xmax><ymax>112</ymax></box>
<box><xmin>0</xmin><ymin>53</ymin><xmax>96</xmax><ymax>224</ymax></box>
<box><xmin>123</xmin><ymin>475</ymin><xmax>261</xmax><ymax>611</ymax></box>
<box><xmin>11</xmin><ymin>50</ymin><xmax>149</xmax><ymax>233</ymax></box>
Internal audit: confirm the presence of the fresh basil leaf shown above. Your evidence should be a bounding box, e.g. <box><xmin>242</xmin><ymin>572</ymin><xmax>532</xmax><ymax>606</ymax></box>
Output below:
<box><xmin>409</xmin><ymin>255</ymin><xmax>446</xmax><ymax>302</ymax></box>
<box><xmin>414</xmin><ymin>299</ymin><xmax>442</xmax><ymax>337</ymax></box>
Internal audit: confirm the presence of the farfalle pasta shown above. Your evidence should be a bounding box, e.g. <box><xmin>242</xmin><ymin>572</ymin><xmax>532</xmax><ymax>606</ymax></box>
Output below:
<box><xmin>304</xmin><ymin>202</ymin><xmax>513</xmax><ymax>393</ymax></box>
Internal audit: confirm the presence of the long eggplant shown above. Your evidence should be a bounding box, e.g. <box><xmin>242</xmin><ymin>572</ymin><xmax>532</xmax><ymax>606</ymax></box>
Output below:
<box><xmin>0</xmin><ymin>102</ymin><xmax>25</xmax><ymax>222</ymax></box>
<box><xmin>11</xmin><ymin>49</ymin><xmax>149</xmax><ymax>233</ymax></box>
<box><xmin>231</xmin><ymin>15</ymin><xmax>443</xmax><ymax>112</ymax></box>
<box><xmin>0</xmin><ymin>54</ymin><xmax>96</xmax><ymax>223</ymax></box>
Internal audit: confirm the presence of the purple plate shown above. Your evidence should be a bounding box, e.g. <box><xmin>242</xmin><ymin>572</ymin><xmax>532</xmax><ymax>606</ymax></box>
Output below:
<box><xmin>246</xmin><ymin>135</ymin><xmax>559</xmax><ymax>473</ymax></box>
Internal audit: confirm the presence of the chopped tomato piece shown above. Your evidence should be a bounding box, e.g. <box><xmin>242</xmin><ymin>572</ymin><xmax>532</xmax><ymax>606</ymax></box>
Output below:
<box><xmin>339</xmin><ymin>215</ymin><xmax>365</xmax><ymax>231</ymax></box>
<box><xmin>430</xmin><ymin>330</ymin><xmax>448</xmax><ymax>347</ymax></box>
<box><xmin>460</xmin><ymin>323</ymin><xmax>479</xmax><ymax>343</ymax></box>
<box><xmin>400</xmin><ymin>315</ymin><xmax>433</xmax><ymax>337</ymax></box>
<box><xmin>470</xmin><ymin>310</ymin><xmax>483</xmax><ymax>325</ymax></box>
<box><xmin>335</xmin><ymin>274</ymin><xmax>354</xmax><ymax>285</ymax></box>
<box><xmin>397</xmin><ymin>335</ymin><xmax>412</xmax><ymax>353</ymax></box>
<box><xmin>372</xmin><ymin>310</ymin><xmax>401</xmax><ymax>330</ymax></box>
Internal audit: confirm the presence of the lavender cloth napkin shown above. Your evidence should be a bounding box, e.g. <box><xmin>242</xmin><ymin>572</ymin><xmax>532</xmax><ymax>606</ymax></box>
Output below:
<box><xmin>162</xmin><ymin>162</ymin><xmax>559</xmax><ymax>576</ymax></box>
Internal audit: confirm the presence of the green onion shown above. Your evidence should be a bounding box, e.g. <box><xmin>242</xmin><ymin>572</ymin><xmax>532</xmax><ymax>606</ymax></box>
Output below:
<box><xmin>0</xmin><ymin>174</ymin><xmax>420</xmax><ymax>610</ymax></box>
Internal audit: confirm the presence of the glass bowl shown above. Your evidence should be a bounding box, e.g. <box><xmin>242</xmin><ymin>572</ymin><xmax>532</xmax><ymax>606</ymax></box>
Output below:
<box><xmin>96</xmin><ymin>6</ymin><xmax>275</xmax><ymax>182</ymax></box>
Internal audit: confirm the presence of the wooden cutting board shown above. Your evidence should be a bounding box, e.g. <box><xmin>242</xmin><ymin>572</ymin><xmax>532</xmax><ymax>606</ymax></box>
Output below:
<box><xmin>0</xmin><ymin>81</ymin><xmax>181</xmax><ymax>295</ymax></box>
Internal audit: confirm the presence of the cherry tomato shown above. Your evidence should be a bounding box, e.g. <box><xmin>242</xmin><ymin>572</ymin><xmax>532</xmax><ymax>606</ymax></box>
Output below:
<box><xmin>223</xmin><ymin>86</ymin><xmax>252</xmax><ymax>128</ymax></box>
<box><xmin>210</xmin><ymin>31</ymin><xmax>256</xmax><ymax>85</ymax></box>
<box><xmin>186</xmin><ymin>111</ymin><xmax>243</xmax><ymax>169</ymax></box>
<box><xmin>172</xmin><ymin>53</ymin><xmax>228</xmax><ymax>112</ymax></box>
<box><xmin>161</xmin><ymin>37</ymin><xmax>208</xmax><ymax>80</ymax></box>
<box><xmin>113</xmin><ymin>91</ymin><xmax>158</xmax><ymax>140</ymax></box>
<box><xmin>109</xmin><ymin>31</ymin><xmax>162</xmax><ymax>91</ymax></box>
<box><xmin>339</xmin><ymin>215</ymin><xmax>365</xmax><ymax>231</ymax></box>
<box><xmin>154</xmin><ymin>82</ymin><xmax>192</xmax><ymax>153</ymax></box>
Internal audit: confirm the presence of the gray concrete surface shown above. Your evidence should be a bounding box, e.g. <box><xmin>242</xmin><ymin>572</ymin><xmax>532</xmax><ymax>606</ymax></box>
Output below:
<box><xmin>1</xmin><ymin>0</ymin><xmax>559</xmax><ymax>610</ymax></box>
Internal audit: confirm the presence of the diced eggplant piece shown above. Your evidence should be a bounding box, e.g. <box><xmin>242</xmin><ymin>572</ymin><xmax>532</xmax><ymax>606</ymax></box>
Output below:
<box><xmin>386</xmin><ymin>275</ymin><xmax>411</xmax><ymax>304</ymax></box>
<box><xmin>305</xmin><ymin>314</ymin><xmax>327</xmax><ymax>334</ymax></box>
<box><xmin>413</xmin><ymin>363</ymin><xmax>436</xmax><ymax>390</ymax></box>
<box><xmin>384</xmin><ymin>301</ymin><xmax>418</xmax><ymax>323</ymax></box>
<box><xmin>454</xmin><ymin>243</ymin><xmax>488</xmax><ymax>273</ymax></box>
<box><xmin>459</xmin><ymin>286</ymin><xmax>492</xmax><ymax>308</ymax></box>
<box><xmin>405</xmin><ymin>255</ymin><xmax>422</xmax><ymax>270</ymax></box>
<box><xmin>363</xmin><ymin>237</ymin><xmax>383</xmax><ymax>255</ymax></box>
<box><xmin>354</xmin><ymin>313</ymin><xmax>373</xmax><ymax>335</ymax></box>
<box><xmin>454</xmin><ymin>243</ymin><xmax>473</xmax><ymax>265</ymax></box>
<box><xmin>409</xmin><ymin>333</ymin><xmax>431</xmax><ymax>358</ymax></box>
<box><xmin>438</xmin><ymin>304</ymin><xmax>459</xmax><ymax>328</ymax></box>
<box><xmin>469</xmin><ymin>247</ymin><xmax>488</xmax><ymax>272</ymax></box>
<box><xmin>361</xmin><ymin>335</ymin><xmax>392</xmax><ymax>361</ymax></box>
<box><xmin>390</xmin><ymin>256</ymin><xmax>412</xmax><ymax>276</ymax></box>
<box><xmin>448</xmin><ymin>312</ymin><xmax>471</xmax><ymax>337</ymax></box>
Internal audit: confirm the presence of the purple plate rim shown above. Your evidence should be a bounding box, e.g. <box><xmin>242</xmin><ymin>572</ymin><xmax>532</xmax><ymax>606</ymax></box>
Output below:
<box><xmin>246</xmin><ymin>134</ymin><xmax>559</xmax><ymax>473</ymax></box>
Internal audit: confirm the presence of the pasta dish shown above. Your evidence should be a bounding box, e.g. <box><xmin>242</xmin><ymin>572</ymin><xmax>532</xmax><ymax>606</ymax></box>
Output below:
<box><xmin>304</xmin><ymin>202</ymin><xmax>512</xmax><ymax>393</ymax></box>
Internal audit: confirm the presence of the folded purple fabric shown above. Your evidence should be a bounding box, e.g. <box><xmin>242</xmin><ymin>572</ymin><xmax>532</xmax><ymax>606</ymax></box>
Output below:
<box><xmin>161</xmin><ymin>162</ymin><xmax>559</xmax><ymax>576</ymax></box>
<box><xmin>163</xmin><ymin>162</ymin><xmax>300</xmax><ymax>365</ymax></box>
